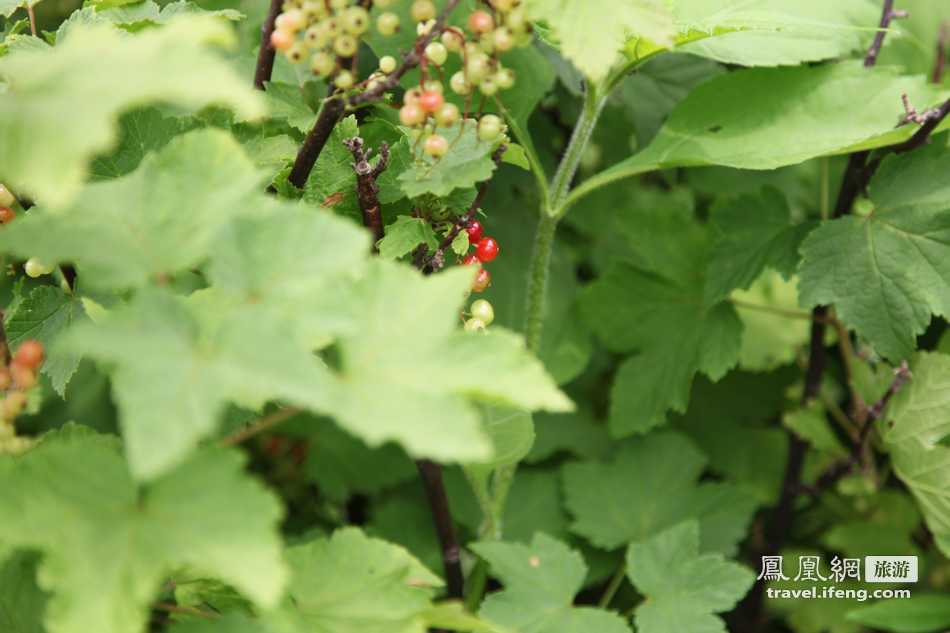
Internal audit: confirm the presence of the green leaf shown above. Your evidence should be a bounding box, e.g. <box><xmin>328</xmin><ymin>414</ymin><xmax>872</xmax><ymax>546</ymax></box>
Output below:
<box><xmin>262</xmin><ymin>81</ymin><xmax>315</xmax><ymax>133</ymax></box>
<box><xmin>470</xmin><ymin>405</ymin><xmax>535</xmax><ymax>471</ymax></box>
<box><xmin>327</xmin><ymin>261</ymin><xmax>572</xmax><ymax>463</ymax></box>
<box><xmin>0</xmin><ymin>426</ymin><xmax>287</xmax><ymax>633</ymax></box>
<box><xmin>88</xmin><ymin>107</ymin><xmax>193</xmax><ymax>181</ymax></box>
<box><xmin>581</xmin><ymin>207</ymin><xmax>741</xmax><ymax>435</ymax></box>
<box><xmin>0</xmin><ymin>129</ymin><xmax>268</xmax><ymax>291</ymax></box>
<box><xmin>801</xmin><ymin>209</ymin><xmax>944</xmax><ymax>361</ymax></box>
<box><xmin>706</xmin><ymin>188</ymin><xmax>814</xmax><ymax>302</ymax></box>
<box><xmin>847</xmin><ymin>595</ymin><xmax>950</xmax><ymax>633</ymax></box>
<box><xmin>0</xmin><ymin>552</ymin><xmax>48</xmax><ymax>633</ymax></box>
<box><xmin>398</xmin><ymin>122</ymin><xmax>498</xmax><ymax>199</ymax></box>
<box><xmin>626</xmin><ymin>521</ymin><xmax>755</xmax><ymax>633</ymax></box>
<box><xmin>283</xmin><ymin>527</ymin><xmax>442</xmax><ymax>633</ymax></box>
<box><xmin>378</xmin><ymin>216</ymin><xmax>439</xmax><ymax>260</ymax></box>
<box><xmin>59</xmin><ymin>288</ymin><xmax>334</xmax><ymax>480</ymax></box>
<box><xmin>732</xmin><ymin>272</ymin><xmax>811</xmax><ymax>372</ymax></box>
<box><xmin>669</xmin><ymin>0</ymin><xmax>879</xmax><ymax>68</ymax></box>
<box><xmin>562</xmin><ymin>431</ymin><xmax>757</xmax><ymax>554</ymax></box>
<box><xmin>473</xmin><ymin>534</ymin><xmax>632</xmax><ymax>633</ymax></box>
<box><xmin>869</xmin><ymin>134</ymin><xmax>950</xmax><ymax>213</ymax></box>
<box><xmin>0</xmin><ymin>17</ymin><xmax>265</xmax><ymax>207</ymax></box>
<box><xmin>206</xmin><ymin>203</ymin><xmax>370</xmax><ymax>348</ymax></box>
<box><xmin>883</xmin><ymin>352</ymin><xmax>950</xmax><ymax>556</ymax></box>
<box><xmin>0</xmin><ymin>0</ymin><xmax>38</xmax><ymax>19</ymax></box>
<box><xmin>526</xmin><ymin>0</ymin><xmax>674</xmax><ymax>81</ymax></box>
<box><xmin>302</xmin><ymin>114</ymin><xmax>360</xmax><ymax>216</ymax></box>
<box><xmin>574</xmin><ymin>63</ymin><xmax>946</xmax><ymax>204</ymax></box>
<box><xmin>4</xmin><ymin>285</ymin><xmax>89</xmax><ymax>396</ymax></box>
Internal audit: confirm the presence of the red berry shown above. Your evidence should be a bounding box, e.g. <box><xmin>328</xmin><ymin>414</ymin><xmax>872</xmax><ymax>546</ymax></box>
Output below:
<box><xmin>468</xmin><ymin>10</ymin><xmax>494</xmax><ymax>34</ymax></box>
<box><xmin>10</xmin><ymin>364</ymin><xmax>35</xmax><ymax>390</ymax></box>
<box><xmin>462</xmin><ymin>254</ymin><xmax>480</xmax><ymax>266</ymax></box>
<box><xmin>0</xmin><ymin>207</ymin><xmax>14</xmax><ymax>224</ymax></box>
<box><xmin>465</xmin><ymin>220</ymin><xmax>484</xmax><ymax>243</ymax></box>
<box><xmin>418</xmin><ymin>90</ymin><xmax>445</xmax><ymax>113</ymax></box>
<box><xmin>475</xmin><ymin>236</ymin><xmax>499</xmax><ymax>263</ymax></box>
<box><xmin>13</xmin><ymin>339</ymin><xmax>44</xmax><ymax>370</ymax></box>
<box><xmin>472</xmin><ymin>268</ymin><xmax>491</xmax><ymax>292</ymax></box>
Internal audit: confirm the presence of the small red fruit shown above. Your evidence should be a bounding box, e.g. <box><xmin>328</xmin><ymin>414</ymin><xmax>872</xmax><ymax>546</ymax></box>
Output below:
<box><xmin>465</xmin><ymin>220</ymin><xmax>484</xmax><ymax>243</ymax></box>
<box><xmin>0</xmin><ymin>207</ymin><xmax>14</xmax><ymax>224</ymax></box>
<box><xmin>418</xmin><ymin>90</ymin><xmax>445</xmax><ymax>113</ymax></box>
<box><xmin>472</xmin><ymin>268</ymin><xmax>491</xmax><ymax>292</ymax></box>
<box><xmin>13</xmin><ymin>340</ymin><xmax>44</xmax><ymax>370</ymax></box>
<box><xmin>10</xmin><ymin>364</ymin><xmax>35</xmax><ymax>390</ymax></box>
<box><xmin>468</xmin><ymin>10</ymin><xmax>494</xmax><ymax>34</ymax></box>
<box><xmin>462</xmin><ymin>254</ymin><xmax>480</xmax><ymax>266</ymax></box>
<box><xmin>475</xmin><ymin>236</ymin><xmax>499</xmax><ymax>263</ymax></box>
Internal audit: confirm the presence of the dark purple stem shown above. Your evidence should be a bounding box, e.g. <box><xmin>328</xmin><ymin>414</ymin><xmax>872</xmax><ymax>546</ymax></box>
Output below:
<box><xmin>417</xmin><ymin>460</ymin><xmax>464</xmax><ymax>600</ymax></box>
<box><xmin>253</xmin><ymin>0</ymin><xmax>283</xmax><ymax>90</ymax></box>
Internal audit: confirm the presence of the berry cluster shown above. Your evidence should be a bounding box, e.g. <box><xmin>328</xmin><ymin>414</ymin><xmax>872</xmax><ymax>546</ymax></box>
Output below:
<box><xmin>0</xmin><ymin>183</ymin><xmax>16</xmax><ymax>225</ymax></box>
<box><xmin>0</xmin><ymin>339</ymin><xmax>44</xmax><ymax>454</ymax></box>
<box><xmin>464</xmin><ymin>298</ymin><xmax>494</xmax><ymax>332</ymax></box>
<box><xmin>269</xmin><ymin>0</ymin><xmax>398</xmax><ymax>89</ymax></box>
<box><xmin>460</xmin><ymin>219</ymin><xmax>498</xmax><ymax>293</ymax></box>
<box><xmin>437</xmin><ymin>1</ymin><xmax>530</xmax><ymax>100</ymax></box>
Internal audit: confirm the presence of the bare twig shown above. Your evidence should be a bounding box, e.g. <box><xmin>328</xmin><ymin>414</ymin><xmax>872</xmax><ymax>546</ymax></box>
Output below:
<box><xmin>219</xmin><ymin>407</ymin><xmax>301</xmax><ymax>447</ymax></box>
<box><xmin>865</xmin><ymin>0</ymin><xmax>908</xmax><ymax>67</ymax></box>
<box><xmin>253</xmin><ymin>0</ymin><xmax>283</xmax><ymax>90</ymax></box>
<box><xmin>802</xmin><ymin>361</ymin><xmax>912</xmax><ymax>496</ymax></box>
<box><xmin>933</xmin><ymin>22</ymin><xmax>948</xmax><ymax>84</ymax></box>
<box><xmin>893</xmin><ymin>97</ymin><xmax>950</xmax><ymax>154</ymax></box>
<box><xmin>344</xmin><ymin>136</ymin><xmax>390</xmax><ymax>248</ymax></box>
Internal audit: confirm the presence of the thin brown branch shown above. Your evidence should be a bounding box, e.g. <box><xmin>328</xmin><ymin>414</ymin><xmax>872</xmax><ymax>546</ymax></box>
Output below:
<box><xmin>864</xmin><ymin>0</ymin><xmax>907</xmax><ymax>68</ymax></box>
<box><xmin>893</xmin><ymin>97</ymin><xmax>950</xmax><ymax>154</ymax></box>
<box><xmin>344</xmin><ymin>136</ymin><xmax>390</xmax><ymax>248</ymax></box>
<box><xmin>26</xmin><ymin>3</ymin><xmax>37</xmax><ymax>37</ymax></box>
<box><xmin>933</xmin><ymin>22</ymin><xmax>948</xmax><ymax>84</ymax></box>
<box><xmin>219</xmin><ymin>407</ymin><xmax>301</xmax><ymax>447</ymax></box>
<box><xmin>253</xmin><ymin>0</ymin><xmax>283</xmax><ymax>90</ymax></box>
<box><xmin>287</xmin><ymin>97</ymin><xmax>347</xmax><ymax>189</ymax></box>
<box><xmin>416</xmin><ymin>459</ymin><xmax>464</xmax><ymax>600</ymax></box>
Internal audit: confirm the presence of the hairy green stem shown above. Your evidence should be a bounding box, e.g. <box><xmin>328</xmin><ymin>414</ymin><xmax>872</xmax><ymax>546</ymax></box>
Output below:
<box><xmin>524</xmin><ymin>212</ymin><xmax>558</xmax><ymax>354</ymax></box>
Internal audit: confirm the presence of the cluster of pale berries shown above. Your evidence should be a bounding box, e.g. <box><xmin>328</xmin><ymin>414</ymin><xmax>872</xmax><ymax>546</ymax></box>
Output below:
<box><xmin>0</xmin><ymin>339</ymin><xmax>44</xmax><ymax>454</ymax></box>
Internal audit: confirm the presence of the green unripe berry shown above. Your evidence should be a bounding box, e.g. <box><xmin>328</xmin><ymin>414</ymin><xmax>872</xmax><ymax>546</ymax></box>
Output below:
<box><xmin>466</xmin><ymin>55</ymin><xmax>490</xmax><ymax>82</ymax></box>
<box><xmin>507</xmin><ymin>7</ymin><xmax>527</xmax><ymax>32</ymax></box>
<box><xmin>24</xmin><ymin>257</ymin><xmax>53</xmax><ymax>278</ymax></box>
<box><xmin>496</xmin><ymin>67</ymin><xmax>515</xmax><ymax>89</ymax></box>
<box><xmin>425</xmin><ymin>41</ymin><xmax>448</xmax><ymax>66</ymax></box>
<box><xmin>311</xmin><ymin>51</ymin><xmax>336</xmax><ymax>76</ymax></box>
<box><xmin>424</xmin><ymin>134</ymin><xmax>449</xmax><ymax>157</ymax></box>
<box><xmin>411</xmin><ymin>0</ymin><xmax>436</xmax><ymax>22</ymax></box>
<box><xmin>276</xmin><ymin>8</ymin><xmax>305</xmax><ymax>32</ymax></box>
<box><xmin>493</xmin><ymin>27</ymin><xmax>514</xmax><ymax>52</ymax></box>
<box><xmin>478</xmin><ymin>77</ymin><xmax>499</xmax><ymax>96</ymax></box>
<box><xmin>334</xmin><ymin>34</ymin><xmax>358</xmax><ymax>57</ymax></box>
<box><xmin>342</xmin><ymin>6</ymin><xmax>369</xmax><ymax>34</ymax></box>
<box><xmin>376</xmin><ymin>12</ymin><xmax>400</xmax><ymax>35</ymax></box>
<box><xmin>478</xmin><ymin>114</ymin><xmax>503</xmax><ymax>142</ymax></box>
<box><xmin>442</xmin><ymin>29</ymin><xmax>464</xmax><ymax>52</ymax></box>
<box><xmin>379</xmin><ymin>55</ymin><xmax>398</xmax><ymax>74</ymax></box>
<box><xmin>286</xmin><ymin>42</ymin><xmax>307</xmax><ymax>63</ymax></box>
<box><xmin>464</xmin><ymin>318</ymin><xmax>487</xmax><ymax>333</ymax></box>
<box><xmin>450</xmin><ymin>71</ymin><xmax>472</xmax><ymax>95</ymax></box>
<box><xmin>435</xmin><ymin>102</ymin><xmax>460</xmax><ymax>127</ymax></box>
<box><xmin>334</xmin><ymin>70</ymin><xmax>355</xmax><ymax>89</ymax></box>
<box><xmin>470</xmin><ymin>299</ymin><xmax>495</xmax><ymax>325</ymax></box>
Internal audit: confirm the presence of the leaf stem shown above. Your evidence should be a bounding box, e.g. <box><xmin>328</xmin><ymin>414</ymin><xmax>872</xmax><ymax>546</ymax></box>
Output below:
<box><xmin>219</xmin><ymin>407</ymin><xmax>301</xmax><ymax>447</ymax></box>
<box><xmin>598</xmin><ymin>561</ymin><xmax>627</xmax><ymax>608</ymax></box>
<box><xmin>253</xmin><ymin>0</ymin><xmax>283</xmax><ymax>90</ymax></box>
<box><xmin>26</xmin><ymin>3</ymin><xmax>37</xmax><ymax>36</ymax></box>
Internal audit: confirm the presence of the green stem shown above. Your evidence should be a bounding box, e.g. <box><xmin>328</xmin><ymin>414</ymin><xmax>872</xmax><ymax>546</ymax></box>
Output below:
<box><xmin>598</xmin><ymin>561</ymin><xmax>627</xmax><ymax>608</ymax></box>
<box><xmin>524</xmin><ymin>212</ymin><xmax>558</xmax><ymax>354</ymax></box>
<box><xmin>549</xmin><ymin>87</ymin><xmax>609</xmax><ymax>217</ymax></box>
